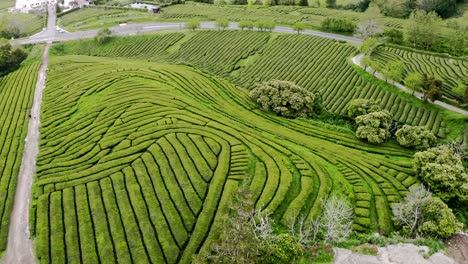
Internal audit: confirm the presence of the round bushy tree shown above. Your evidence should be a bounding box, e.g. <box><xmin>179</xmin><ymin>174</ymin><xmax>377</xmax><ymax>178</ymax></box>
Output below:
<box><xmin>395</xmin><ymin>125</ymin><xmax>436</xmax><ymax>149</ymax></box>
<box><xmin>264</xmin><ymin>234</ymin><xmax>302</xmax><ymax>264</ymax></box>
<box><xmin>347</xmin><ymin>98</ymin><xmax>381</xmax><ymax>119</ymax></box>
<box><xmin>419</xmin><ymin>197</ymin><xmax>463</xmax><ymax>238</ymax></box>
<box><xmin>355</xmin><ymin>110</ymin><xmax>393</xmax><ymax>144</ymax></box>
<box><xmin>250</xmin><ymin>80</ymin><xmax>315</xmax><ymax>118</ymax></box>
<box><xmin>414</xmin><ymin>146</ymin><xmax>468</xmax><ymax>203</ymax></box>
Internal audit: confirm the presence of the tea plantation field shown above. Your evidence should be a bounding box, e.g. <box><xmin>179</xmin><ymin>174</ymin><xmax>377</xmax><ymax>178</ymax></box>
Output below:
<box><xmin>371</xmin><ymin>45</ymin><xmax>468</xmax><ymax>101</ymax></box>
<box><xmin>0</xmin><ymin>63</ymin><xmax>39</xmax><ymax>252</ymax></box>
<box><xmin>32</xmin><ymin>55</ymin><xmax>420</xmax><ymax>263</ymax></box>
<box><xmin>53</xmin><ymin>31</ymin><xmax>463</xmax><ymax>138</ymax></box>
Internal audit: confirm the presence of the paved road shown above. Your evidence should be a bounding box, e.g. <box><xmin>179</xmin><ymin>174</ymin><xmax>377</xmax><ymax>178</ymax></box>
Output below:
<box><xmin>12</xmin><ymin>21</ymin><xmax>363</xmax><ymax>46</ymax></box>
<box><xmin>352</xmin><ymin>53</ymin><xmax>468</xmax><ymax>116</ymax></box>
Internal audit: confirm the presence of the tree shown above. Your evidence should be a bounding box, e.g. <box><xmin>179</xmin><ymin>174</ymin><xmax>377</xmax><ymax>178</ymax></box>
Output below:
<box><xmin>361</xmin><ymin>56</ymin><xmax>371</xmax><ymax>71</ymax></box>
<box><xmin>417</xmin><ymin>0</ymin><xmax>458</xmax><ymax>18</ymax></box>
<box><xmin>446</xmin><ymin>21</ymin><xmax>467</xmax><ymax>56</ymax></box>
<box><xmin>404</xmin><ymin>72</ymin><xmax>423</xmax><ymax>95</ymax></box>
<box><xmin>406</xmin><ymin>10</ymin><xmax>441</xmax><ymax>50</ymax></box>
<box><xmin>325</xmin><ymin>0</ymin><xmax>335</xmax><ymax>8</ymax></box>
<box><xmin>395</xmin><ymin>125</ymin><xmax>436</xmax><ymax>149</ymax></box>
<box><xmin>420</xmin><ymin>74</ymin><xmax>442</xmax><ymax>102</ymax></box>
<box><xmin>359</xmin><ymin>37</ymin><xmax>378</xmax><ymax>55</ymax></box>
<box><xmin>194</xmin><ymin>188</ymin><xmax>269</xmax><ymax>263</ymax></box>
<box><xmin>263</xmin><ymin>234</ymin><xmax>303</xmax><ymax>264</ymax></box>
<box><xmin>347</xmin><ymin>98</ymin><xmax>381</xmax><ymax>119</ymax></box>
<box><xmin>239</xmin><ymin>20</ymin><xmax>254</xmax><ymax>30</ymax></box>
<box><xmin>392</xmin><ymin>184</ymin><xmax>432</xmax><ymax>237</ymax></box>
<box><xmin>418</xmin><ymin>197</ymin><xmax>463</xmax><ymax>238</ymax></box>
<box><xmin>369</xmin><ymin>60</ymin><xmax>381</xmax><ymax>74</ymax></box>
<box><xmin>293</xmin><ymin>22</ymin><xmax>306</xmax><ymax>34</ymax></box>
<box><xmin>216</xmin><ymin>19</ymin><xmax>229</xmax><ymax>30</ymax></box>
<box><xmin>321</xmin><ymin>18</ymin><xmax>355</xmax><ymax>33</ymax></box>
<box><xmin>250</xmin><ymin>80</ymin><xmax>316</xmax><ymax>118</ymax></box>
<box><xmin>383</xmin><ymin>29</ymin><xmax>403</xmax><ymax>44</ymax></box>
<box><xmin>320</xmin><ymin>196</ymin><xmax>353</xmax><ymax>244</ymax></box>
<box><xmin>392</xmin><ymin>184</ymin><xmax>462</xmax><ymax>238</ymax></box>
<box><xmin>355</xmin><ymin>19</ymin><xmax>383</xmax><ymax>39</ymax></box>
<box><xmin>95</xmin><ymin>28</ymin><xmax>112</xmax><ymax>44</ymax></box>
<box><xmin>355</xmin><ymin>110</ymin><xmax>393</xmax><ymax>144</ymax></box>
<box><xmin>414</xmin><ymin>145</ymin><xmax>468</xmax><ymax>203</ymax></box>
<box><xmin>381</xmin><ymin>60</ymin><xmax>405</xmax><ymax>84</ymax></box>
<box><xmin>186</xmin><ymin>20</ymin><xmax>201</xmax><ymax>31</ymax></box>
<box><xmin>0</xmin><ymin>40</ymin><xmax>27</xmax><ymax>76</ymax></box>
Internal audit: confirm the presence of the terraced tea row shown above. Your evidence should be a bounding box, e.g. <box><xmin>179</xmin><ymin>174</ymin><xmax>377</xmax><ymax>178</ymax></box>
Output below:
<box><xmin>371</xmin><ymin>45</ymin><xmax>468</xmax><ymax>101</ymax></box>
<box><xmin>55</xmin><ymin>31</ymin><xmax>452</xmax><ymax>138</ymax></box>
<box><xmin>0</xmin><ymin>63</ymin><xmax>39</xmax><ymax>253</ymax></box>
<box><xmin>32</xmin><ymin>55</ymin><xmax>418</xmax><ymax>263</ymax></box>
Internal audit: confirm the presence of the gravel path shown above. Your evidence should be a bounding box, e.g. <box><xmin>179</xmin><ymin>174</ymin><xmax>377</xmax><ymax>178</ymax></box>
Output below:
<box><xmin>2</xmin><ymin>4</ymin><xmax>55</xmax><ymax>263</ymax></box>
<box><xmin>334</xmin><ymin>243</ymin><xmax>458</xmax><ymax>264</ymax></box>
<box><xmin>352</xmin><ymin>53</ymin><xmax>468</xmax><ymax>116</ymax></box>
<box><xmin>1</xmin><ymin>42</ymin><xmax>51</xmax><ymax>264</ymax></box>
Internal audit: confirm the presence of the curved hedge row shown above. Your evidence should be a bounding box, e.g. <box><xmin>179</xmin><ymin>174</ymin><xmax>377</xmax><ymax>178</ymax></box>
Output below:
<box><xmin>58</xmin><ymin>31</ymin><xmax>451</xmax><ymax>137</ymax></box>
<box><xmin>32</xmin><ymin>56</ymin><xmax>418</xmax><ymax>263</ymax></box>
<box><xmin>0</xmin><ymin>63</ymin><xmax>39</xmax><ymax>253</ymax></box>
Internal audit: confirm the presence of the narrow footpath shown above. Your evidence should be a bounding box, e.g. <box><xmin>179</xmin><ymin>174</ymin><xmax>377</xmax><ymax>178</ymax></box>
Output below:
<box><xmin>2</xmin><ymin>4</ymin><xmax>56</xmax><ymax>263</ymax></box>
<box><xmin>352</xmin><ymin>53</ymin><xmax>468</xmax><ymax>116</ymax></box>
<box><xmin>2</xmin><ymin>42</ymin><xmax>51</xmax><ymax>264</ymax></box>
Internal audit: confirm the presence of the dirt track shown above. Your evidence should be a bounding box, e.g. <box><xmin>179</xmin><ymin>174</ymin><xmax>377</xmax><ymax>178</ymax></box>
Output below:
<box><xmin>1</xmin><ymin>42</ymin><xmax>51</xmax><ymax>264</ymax></box>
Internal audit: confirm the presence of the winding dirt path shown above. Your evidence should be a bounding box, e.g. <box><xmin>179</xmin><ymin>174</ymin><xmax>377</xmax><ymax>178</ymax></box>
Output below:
<box><xmin>1</xmin><ymin>42</ymin><xmax>51</xmax><ymax>264</ymax></box>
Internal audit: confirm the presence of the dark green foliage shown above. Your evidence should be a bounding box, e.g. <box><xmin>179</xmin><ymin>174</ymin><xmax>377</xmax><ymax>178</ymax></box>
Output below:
<box><xmin>0</xmin><ymin>41</ymin><xmax>27</xmax><ymax>76</ymax></box>
<box><xmin>355</xmin><ymin>110</ymin><xmax>393</xmax><ymax>144</ymax></box>
<box><xmin>419</xmin><ymin>197</ymin><xmax>463</xmax><ymax>238</ymax></box>
<box><xmin>250</xmin><ymin>80</ymin><xmax>315</xmax><ymax>118</ymax></box>
<box><xmin>420</xmin><ymin>74</ymin><xmax>442</xmax><ymax>102</ymax></box>
<box><xmin>325</xmin><ymin>0</ymin><xmax>336</xmax><ymax>8</ymax></box>
<box><xmin>414</xmin><ymin>146</ymin><xmax>468</xmax><ymax>203</ymax></box>
<box><xmin>384</xmin><ymin>29</ymin><xmax>403</xmax><ymax>45</ymax></box>
<box><xmin>347</xmin><ymin>99</ymin><xmax>381</xmax><ymax>119</ymax></box>
<box><xmin>395</xmin><ymin>125</ymin><xmax>436</xmax><ymax>150</ymax></box>
<box><xmin>264</xmin><ymin>234</ymin><xmax>302</xmax><ymax>264</ymax></box>
<box><xmin>320</xmin><ymin>17</ymin><xmax>355</xmax><ymax>33</ymax></box>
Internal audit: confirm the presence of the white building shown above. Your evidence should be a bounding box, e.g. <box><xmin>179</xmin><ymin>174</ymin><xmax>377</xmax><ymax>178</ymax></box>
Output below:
<box><xmin>15</xmin><ymin>0</ymin><xmax>51</xmax><ymax>12</ymax></box>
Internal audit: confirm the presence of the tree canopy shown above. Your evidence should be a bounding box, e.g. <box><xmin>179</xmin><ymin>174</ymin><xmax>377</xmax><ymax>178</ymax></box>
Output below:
<box><xmin>250</xmin><ymin>80</ymin><xmax>315</xmax><ymax>118</ymax></box>
<box><xmin>414</xmin><ymin>145</ymin><xmax>468</xmax><ymax>204</ymax></box>
<box><xmin>355</xmin><ymin>110</ymin><xmax>393</xmax><ymax>144</ymax></box>
<box><xmin>395</xmin><ymin>125</ymin><xmax>436</xmax><ymax>150</ymax></box>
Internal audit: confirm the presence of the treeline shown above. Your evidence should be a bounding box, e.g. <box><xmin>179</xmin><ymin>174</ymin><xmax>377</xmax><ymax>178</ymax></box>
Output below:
<box><xmin>189</xmin><ymin>0</ymin><xmax>462</xmax><ymax>19</ymax></box>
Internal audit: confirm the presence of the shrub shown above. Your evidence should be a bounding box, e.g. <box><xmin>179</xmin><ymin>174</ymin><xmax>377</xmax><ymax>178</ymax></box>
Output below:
<box><xmin>414</xmin><ymin>146</ymin><xmax>468</xmax><ymax>203</ymax></box>
<box><xmin>395</xmin><ymin>125</ymin><xmax>436</xmax><ymax>150</ymax></box>
<box><xmin>347</xmin><ymin>98</ymin><xmax>381</xmax><ymax>119</ymax></box>
<box><xmin>419</xmin><ymin>197</ymin><xmax>463</xmax><ymax>238</ymax></box>
<box><xmin>355</xmin><ymin>110</ymin><xmax>393</xmax><ymax>144</ymax></box>
<box><xmin>264</xmin><ymin>234</ymin><xmax>302</xmax><ymax>264</ymax></box>
<box><xmin>94</xmin><ymin>28</ymin><xmax>112</xmax><ymax>44</ymax></box>
<box><xmin>392</xmin><ymin>185</ymin><xmax>462</xmax><ymax>238</ymax></box>
<box><xmin>321</xmin><ymin>18</ymin><xmax>355</xmax><ymax>33</ymax></box>
<box><xmin>249</xmin><ymin>80</ymin><xmax>315</xmax><ymax>118</ymax></box>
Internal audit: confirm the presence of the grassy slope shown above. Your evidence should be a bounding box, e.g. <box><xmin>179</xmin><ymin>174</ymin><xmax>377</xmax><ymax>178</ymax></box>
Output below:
<box><xmin>0</xmin><ymin>10</ymin><xmax>45</xmax><ymax>36</ymax></box>
<box><xmin>32</xmin><ymin>55</ymin><xmax>419</xmax><ymax>263</ymax></box>
<box><xmin>50</xmin><ymin>31</ymin><xmax>466</xmax><ymax>140</ymax></box>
